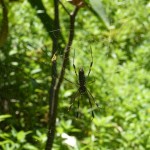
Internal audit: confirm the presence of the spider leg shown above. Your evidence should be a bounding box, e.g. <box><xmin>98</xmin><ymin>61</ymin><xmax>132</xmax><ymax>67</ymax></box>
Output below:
<box><xmin>87</xmin><ymin>77</ymin><xmax>95</xmax><ymax>84</ymax></box>
<box><xmin>64</xmin><ymin>77</ymin><xmax>78</xmax><ymax>86</ymax></box>
<box><xmin>87</xmin><ymin>47</ymin><xmax>93</xmax><ymax>77</ymax></box>
<box><xmin>85</xmin><ymin>90</ymin><xmax>94</xmax><ymax>118</ymax></box>
<box><xmin>68</xmin><ymin>90</ymin><xmax>79</xmax><ymax>111</ymax></box>
<box><xmin>87</xmin><ymin>89</ymin><xmax>99</xmax><ymax>108</ymax></box>
<box><xmin>76</xmin><ymin>98</ymin><xmax>80</xmax><ymax>118</ymax></box>
<box><xmin>73</xmin><ymin>49</ymin><xmax>78</xmax><ymax>77</ymax></box>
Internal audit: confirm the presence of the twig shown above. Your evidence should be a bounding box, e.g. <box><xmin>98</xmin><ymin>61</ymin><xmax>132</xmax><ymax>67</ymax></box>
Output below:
<box><xmin>59</xmin><ymin>0</ymin><xmax>70</xmax><ymax>15</ymax></box>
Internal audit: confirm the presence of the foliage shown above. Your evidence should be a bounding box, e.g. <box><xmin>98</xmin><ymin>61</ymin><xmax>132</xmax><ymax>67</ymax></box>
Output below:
<box><xmin>0</xmin><ymin>0</ymin><xmax>150</xmax><ymax>149</ymax></box>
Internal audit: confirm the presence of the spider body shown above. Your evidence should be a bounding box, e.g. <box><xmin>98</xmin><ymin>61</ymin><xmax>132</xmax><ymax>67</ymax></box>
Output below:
<box><xmin>78</xmin><ymin>68</ymin><xmax>86</xmax><ymax>94</ymax></box>
<box><xmin>68</xmin><ymin>48</ymin><xmax>98</xmax><ymax>118</ymax></box>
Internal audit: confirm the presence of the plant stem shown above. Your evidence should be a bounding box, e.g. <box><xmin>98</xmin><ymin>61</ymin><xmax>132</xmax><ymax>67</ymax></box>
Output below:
<box><xmin>45</xmin><ymin>3</ymin><xmax>79</xmax><ymax>150</ymax></box>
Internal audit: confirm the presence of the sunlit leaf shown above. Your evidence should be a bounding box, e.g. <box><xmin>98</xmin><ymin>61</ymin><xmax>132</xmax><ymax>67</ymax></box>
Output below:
<box><xmin>89</xmin><ymin>0</ymin><xmax>110</xmax><ymax>29</ymax></box>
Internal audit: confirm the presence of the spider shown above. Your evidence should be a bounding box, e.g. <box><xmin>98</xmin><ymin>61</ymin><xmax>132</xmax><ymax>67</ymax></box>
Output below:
<box><xmin>66</xmin><ymin>48</ymin><xmax>99</xmax><ymax>118</ymax></box>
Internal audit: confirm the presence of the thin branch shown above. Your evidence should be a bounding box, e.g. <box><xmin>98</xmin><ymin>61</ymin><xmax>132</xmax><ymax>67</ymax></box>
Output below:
<box><xmin>0</xmin><ymin>0</ymin><xmax>8</xmax><ymax>47</ymax></box>
<box><xmin>45</xmin><ymin>2</ymin><xmax>79</xmax><ymax>150</ymax></box>
<box><xmin>45</xmin><ymin>0</ymin><xmax>59</xmax><ymax>149</ymax></box>
<box><xmin>56</xmin><ymin>7</ymin><xmax>79</xmax><ymax>90</ymax></box>
<box><xmin>59</xmin><ymin>0</ymin><xmax>70</xmax><ymax>15</ymax></box>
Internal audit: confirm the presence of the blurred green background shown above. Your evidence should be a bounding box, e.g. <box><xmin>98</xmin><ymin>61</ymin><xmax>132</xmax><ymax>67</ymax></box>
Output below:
<box><xmin>0</xmin><ymin>0</ymin><xmax>150</xmax><ymax>149</ymax></box>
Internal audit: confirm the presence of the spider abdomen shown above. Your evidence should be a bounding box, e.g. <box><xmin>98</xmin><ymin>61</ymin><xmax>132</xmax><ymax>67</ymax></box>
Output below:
<box><xmin>79</xmin><ymin>68</ymin><xmax>86</xmax><ymax>85</ymax></box>
<box><xmin>78</xmin><ymin>68</ymin><xmax>86</xmax><ymax>93</ymax></box>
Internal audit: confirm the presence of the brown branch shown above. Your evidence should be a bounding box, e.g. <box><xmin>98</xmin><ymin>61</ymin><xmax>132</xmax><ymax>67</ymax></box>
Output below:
<box><xmin>28</xmin><ymin>0</ymin><xmax>65</xmax><ymax>50</ymax></box>
<box><xmin>0</xmin><ymin>0</ymin><xmax>8</xmax><ymax>47</ymax></box>
<box><xmin>56</xmin><ymin>7</ymin><xmax>79</xmax><ymax>89</ymax></box>
<box><xmin>45</xmin><ymin>2</ymin><xmax>79</xmax><ymax>150</ymax></box>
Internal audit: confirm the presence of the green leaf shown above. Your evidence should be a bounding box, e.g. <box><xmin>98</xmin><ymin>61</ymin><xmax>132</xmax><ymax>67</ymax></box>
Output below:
<box><xmin>89</xmin><ymin>0</ymin><xmax>110</xmax><ymax>29</ymax></box>
<box><xmin>16</xmin><ymin>131</ymin><xmax>26</xmax><ymax>142</ymax></box>
<box><xmin>23</xmin><ymin>143</ymin><xmax>38</xmax><ymax>150</ymax></box>
<box><xmin>0</xmin><ymin>114</ymin><xmax>11</xmax><ymax>122</ymax></box>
